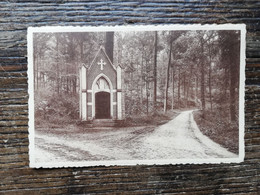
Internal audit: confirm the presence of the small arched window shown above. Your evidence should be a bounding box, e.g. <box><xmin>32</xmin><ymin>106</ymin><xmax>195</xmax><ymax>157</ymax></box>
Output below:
<box><xmin>94</xmin><ymin>77</ymin><xmax>110</xmax><ymax>92</ymax></box>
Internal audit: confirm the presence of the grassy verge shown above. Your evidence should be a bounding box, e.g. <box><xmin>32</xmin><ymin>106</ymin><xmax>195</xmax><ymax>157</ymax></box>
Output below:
<box><xmin>123</xmin><ymin>110</ymin><xmax>179</xmax><ymax>127</ymax></box>
<box><xmin>36</xmin><ymin>108</ymin><xmax>180</xmax><ymax>129</ymax></box>
<box><xmin>193</xmin><ymin>110</ymin><xmax>239</xmax><ymax>154</ymax></box>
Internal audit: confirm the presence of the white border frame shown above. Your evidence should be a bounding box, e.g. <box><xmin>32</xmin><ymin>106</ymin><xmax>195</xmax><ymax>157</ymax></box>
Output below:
<box><xmin>28</xmin><ymin>24</ymin><xmax>246</xmax><ymax>168</ymax></box>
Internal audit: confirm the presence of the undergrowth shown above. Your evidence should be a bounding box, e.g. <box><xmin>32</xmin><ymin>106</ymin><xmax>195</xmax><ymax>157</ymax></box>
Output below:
<box><xmin>193</xmin><ymin>109</ymin><xmax>239</xmax><ymax>154</ymax></box>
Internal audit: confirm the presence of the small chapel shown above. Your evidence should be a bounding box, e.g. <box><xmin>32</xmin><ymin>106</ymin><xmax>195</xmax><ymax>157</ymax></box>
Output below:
<box><xmin>79</xmin><ymin>46</ymin><xmax>124</xmax><ymax>123</ymax></box>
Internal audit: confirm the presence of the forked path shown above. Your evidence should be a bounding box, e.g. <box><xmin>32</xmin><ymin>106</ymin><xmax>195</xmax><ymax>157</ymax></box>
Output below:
<box><xmin>34</xmin><ymin>110</ymin><xmax>237</xmax><ymax>163</ymax></box>
<box><xmin>137</xmin><ymin>110</ymin><xmax>237</xmax><ymax>159</ymax></box>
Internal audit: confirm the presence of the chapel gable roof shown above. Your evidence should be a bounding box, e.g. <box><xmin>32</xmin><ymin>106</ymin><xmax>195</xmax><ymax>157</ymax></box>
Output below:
<box><xmin>88</xmin><ymin>46</ymin><xmax>116</xmax><ymax>71</ymax></box>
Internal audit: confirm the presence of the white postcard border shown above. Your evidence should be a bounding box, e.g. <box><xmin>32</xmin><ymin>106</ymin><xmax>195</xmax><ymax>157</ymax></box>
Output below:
<box><xmin>27</xmin><ymin>24</ymin><xmax>246</xmax><ymax>168</ymax></box>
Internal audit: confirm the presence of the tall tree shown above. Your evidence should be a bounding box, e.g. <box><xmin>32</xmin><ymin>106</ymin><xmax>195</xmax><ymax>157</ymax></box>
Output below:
<box><xmin>33</xmin><ymin>33</ymin><xmax>51</xmax><ymax>91</ymax></box>
<box><xmin>219</xmin><ymin>31</ymin><xmax>240</xmax><ymax>122</ymax></box>
<box><xmin>164</xmin><ymin>37</ymin><xmax>172</xmax><ymax>113</ymax></box>
<box><xmin>204</xmin><ymin>31</ymin><xmax>218</xmax><ymax>111</ymax></box>
<box><xmin>198</xmin><ymin>31</ymin><xmax>207</xmax><ymax>116</ymax></box>
<box><xmin>164</xmin><ymin>31</ymin><xmax>185</xmax><ymax>112</ymax></box>
<box><xmin>153</xmin><ymin>31</ymin><xmax>158</xmax><ymax>112</ymax></box>
<box><xmin>171</xmin><ymin>62</ymin><xmax>175</xmax><ymax>110</ymax></box>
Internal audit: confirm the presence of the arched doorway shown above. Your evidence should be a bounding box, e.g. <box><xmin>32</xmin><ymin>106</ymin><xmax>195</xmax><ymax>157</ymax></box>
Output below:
<box><xmin>95</xmin><ymin>92</ymin><xmax>110</xmax><ymax>119</ymax></box>
<box><xmin>93</xmin><ymin>75</ymin><xmax>112</xmax><ymax>119</ymax></box>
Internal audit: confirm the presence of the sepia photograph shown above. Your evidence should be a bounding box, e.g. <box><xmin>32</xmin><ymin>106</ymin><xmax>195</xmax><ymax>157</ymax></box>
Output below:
<box><xmin>27</xmin><ymin>24</ymin><xmax>245</xmax><ymax>168</ymax></box>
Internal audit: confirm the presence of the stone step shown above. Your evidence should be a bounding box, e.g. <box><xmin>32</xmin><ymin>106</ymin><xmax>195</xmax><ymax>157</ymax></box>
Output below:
<box><xmin>76</xmin><ymin>120</ymin><xmax>94</xmax><ymax>128</ymax></box>
<box><xmin>77</xmin><ymin>119</ymin><xmax>125</xmax><ymax>127</ymax></box>
<box><xmin>92</xmin><ymin>119</ymin><xmax>116</xmax><ymax>127</ymax></box>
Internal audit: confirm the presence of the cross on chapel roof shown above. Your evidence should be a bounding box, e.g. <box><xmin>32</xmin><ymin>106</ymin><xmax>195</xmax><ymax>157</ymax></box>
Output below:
<box><xmin>88</xmin><ymin>46</ymin><xmax>117</xmax><ymax>72</ymax></box>
<box><xmin>98</xmin><ymin>59</ymin><xmax>106</xmax><ymax>70</ymax></box>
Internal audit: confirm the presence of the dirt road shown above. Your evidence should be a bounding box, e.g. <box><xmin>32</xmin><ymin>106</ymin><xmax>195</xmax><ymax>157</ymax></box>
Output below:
<box><xmin>34</xmin><ymin>110</ymin><xmax>237</xmax><ymax>163</ymax></box>
<box><xmin>137</xmin><ymin>110</ymin><xmax>237</xmax><ymax>159</ymax></box>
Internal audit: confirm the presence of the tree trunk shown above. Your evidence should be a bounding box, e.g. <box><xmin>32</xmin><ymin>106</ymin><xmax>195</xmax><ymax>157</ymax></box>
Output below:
<box><xmin>186</xmin><ymin>74</ymin><xmax>190</xmax><ymax>106</ymax></box>
<box><xmin>146</xmin><ymin>77</ymin><xmax>149</xmax><ymax>115</ymax></box>
<box><xmin>33</xmin><ymin>53</ymin><xmax>36</xmax><ymax>90</ymax></box>
<box><xmin>200</xmin><ymin>38</ymin><xmax>206</xmax><ymax>115</ymax></box>
<box><xmin>140</xmin><ymin>53</ymin><xmax>143</xmax><ymax>108</ymax></box>
<box><xmin>56</xmin><ymin>35</ymin><xmax>60</xmax><ymax>94</ymax></box>
<box><xmin>178</xmin><ymin>67</ymin><xmax>181</xmax><ymax>102</ymax></box>
<box><xmin>224</xmin><ymin>66</ymin><xmax>228</xmax><ymax>98</ymax></box>
<box><xmin>187</xmin><ymin>66</ymin><xmax>193</xmax><ymax>104</ymax></box>
<box><xmin>183</xmin><ymin>74</ymin><xmax>186</xmax><ymax>106</ymax></box>
<box><xmin>153</xmin><ymin>31</ymin><xmax>158</xmax><ymax>112</ymax></box>
<box><xmin>171</xmin><ymin>66</ymin><xmax>175</xmax><ymax>110</ymax></box>
<box><xmin>164</xmin><ymin>41</ymin><xmax>172</xmax><ymax>113</ymax></box>
<box><xmin>145</xmin><ymin>59</ymin><xmax>149</xmax><ymax>115</ymax></box>
<box><xmin>209</xmin><ymin>61</ymin><xmax>212</xmax><ymax>111</ymax></box>
<box><xmin>201</xmin><ymin>62</ymin><xmax>205</xmax><ymax>112</ymax></box>
<box><xmin>36</xmin><ymin>55</ymin><xmax>39</xmax><ymax>91</ymax></box>
<box><xmin>229</xmin><ymin>58</ymin><xmax>236</xmax><ymax>122</ymax></box>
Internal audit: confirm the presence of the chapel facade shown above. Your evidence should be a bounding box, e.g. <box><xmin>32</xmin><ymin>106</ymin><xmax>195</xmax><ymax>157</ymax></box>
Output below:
<box><xmin>79</xmin><ymin>46</ymin><xmax>124</xmax><ymax>121</ymax></box>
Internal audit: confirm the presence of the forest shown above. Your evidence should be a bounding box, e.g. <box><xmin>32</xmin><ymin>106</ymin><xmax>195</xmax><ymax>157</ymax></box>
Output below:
<box><xmin>33</xmin><ymin>29</ymin><xmax>240</xmax><ymax>153</ymax></box>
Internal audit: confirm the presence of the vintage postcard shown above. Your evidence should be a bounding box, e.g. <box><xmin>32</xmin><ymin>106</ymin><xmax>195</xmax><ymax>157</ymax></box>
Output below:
<box><xmin>27</xmin><ymin>24</ymin><xmax>246</xmax><ymax>168</ymax></box>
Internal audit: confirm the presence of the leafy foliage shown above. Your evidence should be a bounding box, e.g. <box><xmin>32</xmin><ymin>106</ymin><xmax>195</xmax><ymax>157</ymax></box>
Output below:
<box><xmin>194</xmin><ymin>109</ymin><xmax>239</xmax><ymax>154</ymax></box>
<box><xmin>35</xmin><ymin>90</ymin><xmax>79</xmax><ymax>127</ymax></box>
